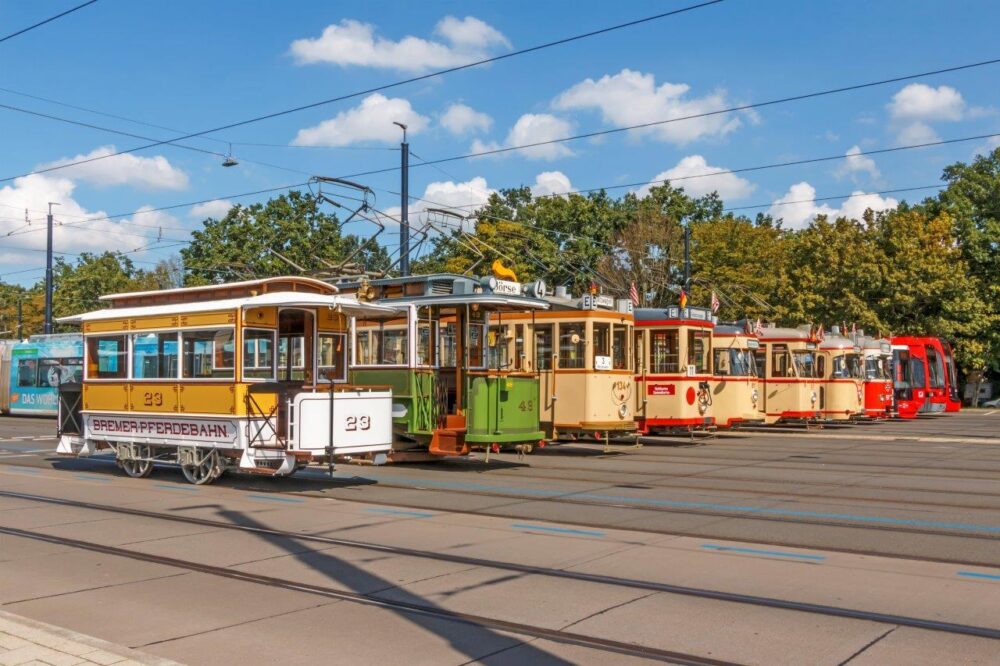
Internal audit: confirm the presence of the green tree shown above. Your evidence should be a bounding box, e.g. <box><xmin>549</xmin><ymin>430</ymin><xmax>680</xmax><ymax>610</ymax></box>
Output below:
<box><xmin>52</xmin><ymin>252</ymin><xmax>153</xmax><ymax>320</ymax></box>
<box><xmin>181</xmin><ymin>191</ymin><xmax>390</xmax><ymax>285</ymax></box>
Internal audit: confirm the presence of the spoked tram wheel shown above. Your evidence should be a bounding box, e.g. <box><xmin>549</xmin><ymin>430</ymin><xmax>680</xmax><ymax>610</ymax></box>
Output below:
<box><xmin>119</xmin><ymin>445</ymin><xmax>154</xmax><ymax>478</ymax></box>
<box><xmin>181</xmin><ymin>449</ymin><xmax>224</xmax><ymax>485</ymax></box>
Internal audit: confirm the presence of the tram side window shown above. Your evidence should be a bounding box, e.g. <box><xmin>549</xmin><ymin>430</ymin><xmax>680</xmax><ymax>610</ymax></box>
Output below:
<box><xmin>38</xmin><ymin>358</ymin><xmax>82</xmax><ymax>386</ymax></box>
<box><xmin>16</xmin><ymin>359</ymin><xmax>37</xmax><ymax>387</ymax></box>
<box><xmin>534</xmin><ymin>325</ymin><xmax>553</xmax><ymax>370</ymax></box>
<box><xmin>318</xmin><ymin>333</ymin><xmax>347</xmax><ymax>382</ymax></box>
<box><xmin>559</xmin><ymin>322</ymin><xmax>586</xmax><ymax>369</ymax></box>
<box><xmin>468</xmin><ymin>322</ymin><xmax>485</xmax><ymax>368</ymax></box>
<box><xmin>650</xmin><ymin>330</ymin><xmax>679</xmax><ymax>373</ymax></box>
<box><xmin>243</xmin><ymin>329</ymin><xmax>275</xmax><ymax>380</ymax></box>
<box><xmin>181</xmin><ymin>330</ymin><xmax>235</xmax><ymax>379</ymax></box>
<box><xmin>926</xmin><ymin>349</ymin><xmax>945</xmax><ymax>389</ymax></box>
<box><xmin>86</xmin><ymin>336</ymin><xmax>127</xmax><ymax>379</ymax></box>
<box><xmin>633</xmin><ymin>331</ymin><xmax>645</xmax><ymax>372</ymax></box>
<box><xmin>416</xmin><ymin>320</ymin><xmax>436</xmax><ymax>367</ymax></box>
<box><xmin>687</xmin><ymin>330</ymin><xmax>710</xmax><ymax>374</ymax></box>
<box><xmin>593</xmin><ymin>323</ymin><xmax>610</xmax><ymax>369</ymax></box>
<box><xmin>771</xmin><ymin>345</ymin><xmax>792</xmax><ymax>378</ymax></box>
<box><xmin>439</xmin><ymin>323</ymin><xmax>457</xmax><ymax>367</ymax></box>
<box><xmin>612</xmin><ymin>325</ymin><xmax>628</xmax><ymax>370</ymax></box>
<box><xmin>893</xmin><ymin>350</ymin><xmax>911</xmax><ymax>386</ymax></box>
<box><xmin>514</xmin><ymin>324</ymin><xmax>525</xmax><ymax>370</ymax></box>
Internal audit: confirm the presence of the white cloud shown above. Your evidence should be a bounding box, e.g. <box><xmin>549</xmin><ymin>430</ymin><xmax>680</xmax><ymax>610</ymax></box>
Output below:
<box><xmin>638</xmin><ymin>155</ymin><xmax>754</xmax><ymax>200</ymax></box>
<box><xmin>531</xmin><ymin>171</ymin><xmax>573</xmax><ymax>198</ymax></box>
<box><xmin>289</xmin><ymin>16</ymin><xmax>509</xmax><ymax>72</ymax></box>
<box><xmin>553</xmin><ymin>69</ymin><xmax>742</xmax><ymax>145</ymax></box>
<box><xmin>471</xmin><ymin>113</ymin><xmax>574</xmax><ymax>161</ymax></box>
<box><xmin>190</xmin><ymin>199</ymin><xmax>234</xmax><ymax>219</ymax></box>
<box><xmin>0</xmin><ymin>174</ymin><xmax>178</xmax><ymax>270</ymax></box>
<box><xmin>292</xmin><ymin>94</ymin><xmax>429</xmax><ymax>147</ymax></box>
<box><xmin>767</xmin><ymin>181</ymin><xmax>898</xmax><ymax>229</ymax></box>
<box><xmin>974</xmin><ymin>135</ymin><xmax>1000</xmax><ymax>158</ymax></box>
<box><xmin>386</xmin><ymin>176</ymin><xmax>496</xmax><ymax>224</ymax></box>
<box><xmin>895</xmin><ymin>121</ymin><xmax>940</xmax><ymax>146</ymax></box>
<box><xmin>888</xmin><ymin>84</ymin><xmax>965</xmax><ymax>121</ymax></box>
<box><xmin>835</xmin><ymin>145</ymin><xmax>880</xmax><ymax>182</ymax></box>
<box><xmin>440</xmin><ymin>103</ymin><xmax>493</xmax><ymax>136</ymax></box>
<box><xmin>38</xmin><ymin>145</ymin><xmax>188</xmax><ymax>191</ymax></box>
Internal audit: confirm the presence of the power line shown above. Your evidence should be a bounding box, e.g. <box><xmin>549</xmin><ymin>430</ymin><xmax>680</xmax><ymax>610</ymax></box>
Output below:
<box><xmin>0</xmin><ymin>0</ymin><xmax>98</xmax><ymax>44</ymax></box>
<box><xmin>0</xmin><ymin>1</ymin><xmax>723</xmax><ymax>185</ymax></box>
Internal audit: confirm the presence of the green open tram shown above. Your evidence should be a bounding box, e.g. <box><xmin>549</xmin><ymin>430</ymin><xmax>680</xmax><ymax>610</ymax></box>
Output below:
<box><xmin>338</xmin><ymin>273</ymin><xmax>550</xmax><ymax>458</ymax></box>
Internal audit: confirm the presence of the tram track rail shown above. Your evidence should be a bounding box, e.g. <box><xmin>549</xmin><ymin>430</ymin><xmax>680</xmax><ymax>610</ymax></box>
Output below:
<box><xmin>2</xmin><ymin>491</ymin><xmax>999</xmax><ymax>643</ymax></box>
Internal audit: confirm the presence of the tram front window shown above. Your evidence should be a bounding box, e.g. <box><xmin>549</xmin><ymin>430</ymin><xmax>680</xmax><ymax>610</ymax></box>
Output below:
<box><xmin>593</xmin><ymin>323</ymin><xmax>610</xmax><ymax>369</ymax></box>
<box><xmin>534</xmin><ymin>325</ymin><xmax>552</xmax><ymax>370</ymax></box>
<box><xmin>439</xmin><ymin>322</ymin><xmax>457</xmax><ymax>367</ymax></box>
<box><xmin>793</xmin><ymin>351</ymin><xmax>816</xmax><ymax>378</ymax></box>
<box><xmin>771</xmin><ymin>345</ymin><xmax>793</xmax><ymax>377</ymax></box>
<box><xmin>468</xmin><ymin>320</ymin><xmax>485</xmax><ymax>368</ymax></box>
<box><xmin>612</xmin><ymin>325</ymin><xmax>628</xmax><ymax>370</ymax></box>
<box><xmin>714</xmin><ymin>349</ymin><xmax>754</xmax><ymax>376</ymax></box>
<box><xmin>487</xmin><ymin>326</ymin><xmax>510</xmax><ymax>369</ymax></box>
<box><xmin>893</xmin><ymin>350</ymin><xmax>912</xmax><ymax>388</ymax></box>
<box><xmin>651</xmin><ymin>330</ymin><xmax>679</xmax><ymax>373</ymax></box>
<box><xmin>687</xmin><ymin>330</ymin><xmax>710</xmax><ymax>374</ymax></box>
<box><xmin>926</xmin><ymin>348</ymin><xmax>945</xmax><ymax>389</ymax></box>
<box><xmin>559</xmin><ymin>322</ymin><xmax>586</xmax><ymax>369</ymax></box>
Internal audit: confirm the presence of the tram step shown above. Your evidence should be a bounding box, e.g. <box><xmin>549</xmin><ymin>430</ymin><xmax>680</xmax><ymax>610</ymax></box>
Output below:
<box><xmin>429</xmin><ymin>428</ymin><xmax>469</xmax><ymax>457</ymax></box>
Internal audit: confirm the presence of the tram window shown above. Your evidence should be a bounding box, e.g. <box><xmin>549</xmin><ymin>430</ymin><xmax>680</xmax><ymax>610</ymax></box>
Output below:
<box><xmin>468</xmin><ymin>322</ymin><xmax>485</xmax><ymax>368</ymax></box>
<box><xmin>893</xmin><ymin>350</ymin><xmax>911</xmax><ymax>386</ymax></box>
<box><xmin>926</xmin><ymin>349</ymin><xmax>945</xmax><ymax>388</ymax></box>
<box><xmin>416</xmin><ymin>320</ymin><xmax>436</xmax><ymax>367</ymax></box>
<box><xmin>612</xmin><ymin>326</ymin><xmax>628</xmax><ymax>370</ymax></box>
<box><xmin>487</xmin><ymin>326</ymin><xmax>510</xmax><ymax>369</ymax></box>
<box><xmin>318</xmin><ymin>333</ymin><xmax>347</xmax><ymax>382</ymax></box>
<box><xmin>534</xmin><ymin>325</ymin><xmax>553</xmax><ymax>370</ymax></box>
<box><xmin>910</xmin><ymin>358</ymin><xmax>926</xmax><ymax>388</ymax></box>
<box><xmin>559</xmin><ymin>322</ymin><xmax>586</xmax><ymax>369</ymax></box>
<box><xmin>714</xmin><ymin>349</ymin><xmax>754</xmax><ymax>377</ymax></box>
<box><xmin>439</xmin><ymin>323</ymin><xmax>457</xmax><ymax>367</ymax></box>
<box><xmin>793</xmin><ymin>351</ymin><xmax>816</xmax><ymax>378</ymax></box>
<box><xmin>181</xmin><ymin>330</ymin><xmax>234</xmax><ymax>379</ymax></box>
<box><xmin>381</xmin><ymin>328</ymin><xmax>408</xmax><ymax>365</ymax></box>
<box><xmin>87</xmin><ymin>336</ymin><xmax>127</xmax><ymax>379</ymax></box>
<box><xmin>514</xmin><ymin>324</ymin><xmax>525</xmax><ymax>370</ymax></box>
<box><xmin>687</xmin><ymin>330</ymin><xmax>710</xmax><ymax>374</ymax></box>
<box><xmin>754</xmin><ymin>350</ymin><xmax>766</xmax><ymax>376</ymax></box>
<box><xmin>771</xmin><ymin>345</ymin><xmax>792</xmax><ymax>378</ymax></box>
<box><xmin>593</xmin><ymin>322</ymin><xmax>612</xmax><ymax>370</ymax></box>
<box><xmin>38</xmin><ymin>358</ymin><xmax>80</xmax><ymax>387</ymax></box>
<box><xmin>633</xmin><ymin>331</ymin><xmax>645</xmax><ymax>372</ymax></box>
<box><xmin>650</xmin><ymin>330</ymin><xmax>679</xmax><ymax>373</ymax></box>
<box><xmin>16</xmin><ymin>359</ymin><xmax>38</xmax><ymax>387</ymax></box>
<box><xmin>243</xmin><ymin>329</ymin><xmax>275</xmax><ymax>380</ymax></box>
<box><xmin>847</xmin><ymin>354</ymin><xmax>864</xmax><ymax>379</ymax></box>
<box><xmin>865</xmin><ymin>358</ymin><xmax>880</xmax><ymax>380</ymax></box>
<box><xmin>132</xmin><ymin>332</ymin><xmax>180</xmax><ymax>380</ymax></box>
<box><xmin>832</xmin><ymin>355</ymin><xmax>850</xmax><ymax>378</ymax></box>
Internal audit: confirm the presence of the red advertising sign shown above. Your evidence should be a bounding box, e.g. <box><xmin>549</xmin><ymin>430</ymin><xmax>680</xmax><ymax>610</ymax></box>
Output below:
<box><xmin>647</xmin><ymin>384</ymin><xmax>676</xmax><ymax>396</ymax></box>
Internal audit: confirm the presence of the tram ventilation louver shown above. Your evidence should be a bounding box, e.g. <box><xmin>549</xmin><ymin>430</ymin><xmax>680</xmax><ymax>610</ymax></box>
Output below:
<box><xmin>426</xmin><ymin>280</ymin><xmax>454</xmax><ymax>296</ymax></box>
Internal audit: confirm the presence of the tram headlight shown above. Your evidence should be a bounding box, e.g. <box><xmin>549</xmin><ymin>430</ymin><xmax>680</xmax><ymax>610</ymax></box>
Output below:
<box><xmin>751</xmin><ymin>389</ymin><xmax>759</xmax><ymax>405</ymax></box>
<box><xmin>618</xmin><ymin>403</ymin><xmax>629</xmax><ymax>419</ymax></box>
<box><xmin>810</xmin><ymin>391</ymin><xmax>818</xmax><ymax>405</ymax></box>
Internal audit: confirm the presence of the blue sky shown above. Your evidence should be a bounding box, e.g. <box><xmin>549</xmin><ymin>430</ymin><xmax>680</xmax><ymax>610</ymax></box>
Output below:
<box><xmin>2</xmin><ymin>0</ymin><xmax>999</xmax><ymax>285</ymax></box>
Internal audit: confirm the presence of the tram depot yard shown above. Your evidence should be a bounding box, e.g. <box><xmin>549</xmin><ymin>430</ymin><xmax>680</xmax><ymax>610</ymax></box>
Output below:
<box><xmin>2</xmin><ymin>411</ymin><xmax>999</xmax><ymax>663</ymax></box>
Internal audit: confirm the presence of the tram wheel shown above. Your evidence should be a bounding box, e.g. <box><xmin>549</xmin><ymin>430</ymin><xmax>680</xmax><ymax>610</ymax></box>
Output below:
<box><xmin>119</xmin><ymin>446</ymin><xmax>154</xmax><ymax>478</ymax></box>
<box><xmin>181</xmin><ymin>450</ymin><xmax>223</xmax><ymax>485</ymax></box>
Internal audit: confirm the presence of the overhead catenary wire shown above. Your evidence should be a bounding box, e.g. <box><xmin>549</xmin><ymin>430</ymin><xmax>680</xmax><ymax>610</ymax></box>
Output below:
<box><xmin>0</xmin><ymin>1</ymin><xmax>725</xmax><ymax>185</ymax></box>
<box><xmin>0</xmin><ymin>0</ymin><xmax>98</xmax><ymax>45</ymax></box>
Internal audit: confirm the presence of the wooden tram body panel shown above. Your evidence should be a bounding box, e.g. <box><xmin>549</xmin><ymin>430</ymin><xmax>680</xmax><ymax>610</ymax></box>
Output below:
<box><xmin>816</xmin><ymin>333</ymin><xmax>866</xmax><ymax>421</ymax></box>
<box><xmin>633</xmin><ymin>306</ymin><xmax>716</xmax><ymax>432</ymax></box>
<box><xmin>500</xmin><ymin>300</ymin><xmax>636</xmax><ymax>440</ymax></box>
<box><xmin>711</xmin><ymin>326</ymin><xmax>765</xmax><ymax>428</ymax></box>
<box><xmin>757</xmin><ymin>327</ymin><xmax>821</xmax><ymax>424</ymax></box>
<box><xmin>340</xmin><ymin>273</ymin><xmax>550</xmax><ymax>455</ymax></box>
<box><xmin>57</xmin><ymin>277</ymin><xmax>397</xmax><ymax>483</ymax></box>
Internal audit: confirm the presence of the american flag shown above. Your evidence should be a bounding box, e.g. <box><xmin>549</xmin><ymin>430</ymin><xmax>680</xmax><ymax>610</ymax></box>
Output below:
<box><xmin>629</xmin><ymin>281</ymin><xmax>640</xmax><ymax>306</ymax></box>
<box><xmin>710</xmin><ymin>291</ymin><xmax>720</xmax><ymax>313</ymax></box>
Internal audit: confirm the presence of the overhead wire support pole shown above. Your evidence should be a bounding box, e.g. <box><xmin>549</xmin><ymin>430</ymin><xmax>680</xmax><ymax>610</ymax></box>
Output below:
<box><xmin>394</xmin><ymin>122</ymin><xmax>410</xmax><ymax>277</ymax></box>
<box><xmin>44</xmin><ymin>202</ymin><xmax>59</xmax><ymax>335</ymax></box>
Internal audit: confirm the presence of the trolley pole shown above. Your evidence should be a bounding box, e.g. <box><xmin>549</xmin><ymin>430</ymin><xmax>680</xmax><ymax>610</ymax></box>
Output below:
<box><xmin>394</xmin><ymin>122</ymin><xmax>410</xmax><ymax>277</ymax></box>
<box><xmin>44</xmin><ymin>202</ymin><xmax>59</xmax><ymax>335</ymax></box>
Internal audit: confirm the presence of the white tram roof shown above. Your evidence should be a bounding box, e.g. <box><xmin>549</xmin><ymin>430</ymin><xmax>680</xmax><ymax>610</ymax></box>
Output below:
<box><xmin>376</xmin><ymin>293</ymin><xmax>550</xmax><ymax>310</ymax></box>
<box><xmin>96</xmin><ymin>276</ymin><xmax>338</xmax><ymax>301</ymax></box>
<box><xmin>59</xmin><ymin>291</ymin><xmax>400</xmax><ymax>324</ymax></box>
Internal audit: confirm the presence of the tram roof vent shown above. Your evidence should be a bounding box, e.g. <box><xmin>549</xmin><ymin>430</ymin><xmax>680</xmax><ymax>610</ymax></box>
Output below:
<box><xmin>554</xmin><ymin>285</ymin><xmax>569</xmax><ymax>298</ymax></box>
<box><xmin>831</xmin><ymin>325</ymin><xmax>841</xmax><ymax>335</ymax></box>
<box><xmin>427</xmin><ymin>279</ymin><xmax>457</xmax><ymax>295</ymax></box>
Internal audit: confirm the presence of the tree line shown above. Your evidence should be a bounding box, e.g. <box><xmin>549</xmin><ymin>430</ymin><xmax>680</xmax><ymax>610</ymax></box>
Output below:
<box><xmin>3</xmin><ymin>152</ymin><xmax>998</xmax><ymax>378</ymax></box>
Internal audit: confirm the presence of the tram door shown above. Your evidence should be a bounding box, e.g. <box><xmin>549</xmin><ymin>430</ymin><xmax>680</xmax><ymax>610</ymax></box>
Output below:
<box><xmin>278</xmin><ymin>309</ymin><xmax>315</xmax><ymax>385</ymax></box>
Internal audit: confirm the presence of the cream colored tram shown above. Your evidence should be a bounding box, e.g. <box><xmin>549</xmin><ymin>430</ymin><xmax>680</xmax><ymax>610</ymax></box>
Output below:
<box><xmin>499</xmin><ymin>289</ymin><xmax>636</xmax><ymax>442</ymax></box>
<box><xmin>816</xmin><ymin>328</ymin><xmax>866</xmax><ymax>420</ymax></box>
<box><xmin>634</xmin><ymin>306</ymin><xmax>716</xmax><ymax>433</ymax></box>
<box><xmin>756</xmin><ymin>325</ymin><xmax>822</xmax><ymax>424</ymax></box>
<box><xmin>56</xmin><ymin>277</ymin><xmax>398</xmax><ymax>484</ymax></box>
<box><xmin>711</xmin><ymin>323</ymin><xmax>765</xmax><ymax>428</ymax></box>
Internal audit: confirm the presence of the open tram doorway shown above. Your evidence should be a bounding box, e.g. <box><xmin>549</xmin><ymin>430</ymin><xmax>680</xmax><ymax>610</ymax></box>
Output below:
<box><xmin>278</xmin><ymin>309</ymin><xmax>315</xmax><ymax>386</ymax></box>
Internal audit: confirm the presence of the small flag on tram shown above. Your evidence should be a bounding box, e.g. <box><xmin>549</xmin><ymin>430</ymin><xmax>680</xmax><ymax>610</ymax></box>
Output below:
<box><xmin>710</xmin><ymin>291</ymin><xmax>720</xmax><ymax>313</ymax></box>
<box><xmin>589</xmin><ymin>281</ymin><xmax>598</xmax><ymax>295</ymax></box>
<box><xmin>679</xmin><ymin>288</ymin><xmax>688</xmax><ymax>309</ymax></box>
<box><xmin>629</xmin><ymin>281</ymin><xmax>640</xmax><ymax>306</ymax></box>
<box><xmin>755</xmin><ymin>317</ymin><xmax>764</xmax><ymax>335</ymax></box>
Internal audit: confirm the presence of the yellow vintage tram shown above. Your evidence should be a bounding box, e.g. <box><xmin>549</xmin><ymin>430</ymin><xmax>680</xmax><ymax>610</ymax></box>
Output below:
<box><xmin>756</xmin><ymin>325</ymin><xmax>822</xmax><ymax>424</ymax></box>
<box><xmin>711</xmin><ymin>322</ymin><xmax>764</xmax><ymax>428</ymax></box>
<box><xmin>56</xmin><ymin>277</ymin><xmax>399</xmax><ymax>483</ymax></box>
<box><xmin>634</xmin><ymin>305</ymin><xmax>715</xmax><ymax>433</ymax></box>
<box><xmin>500</xmin><ymin>287</ymin><xmax>636</xmax><ymax>441</ymax></box>
<box><xmin>817</xmin><ymin>327</ymin><xmax>865</xmax><ymax>420</ymax></box>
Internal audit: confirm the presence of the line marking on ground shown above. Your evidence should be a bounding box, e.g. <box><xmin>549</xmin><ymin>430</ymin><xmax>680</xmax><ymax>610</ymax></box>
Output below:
<box><xmin>364</xmin><ymin>507</ymin><xmax>434</xmax><ymax>518</ymax></box>
<box><xmin>701</xmin><ymin>543</ymin><xmax>826</xmax><ymax>561</ymax></box>
<box><xmin>73</xmin><ymin>474</ymin><xmax>112</xmax><ymax>483</ymax></box>
<box><xmin>246</xmin><ymin>494</ymin><xmax>304</xmax><ymax>504</ymax></box>
<box><xmin>152</xmin><ymin>483</ymin><xmax>199</xmax><ymax>492</ymax></box>
<box><xmin>985</xmin><ymin>410</ymin><xmax>997</xmax><ymax>416</ymax></box>
<box><xmin>511</xmin><ymin>523</ymin><xmax>606</xmax><ymax>537</ymax></box>
<box><xmin>957</xmin><ymin>570</ymin><xmax>1000</xmax><ymax>581</ymax></box>
<box><xmin>8</xmin><ymin>466</ymin><xmax>40</xmax><ymax>474</ymax></box>
<box><xmin>0</xmin><ymin>453</ymin><xmax>33</xmax><ymax>458</ymax></box>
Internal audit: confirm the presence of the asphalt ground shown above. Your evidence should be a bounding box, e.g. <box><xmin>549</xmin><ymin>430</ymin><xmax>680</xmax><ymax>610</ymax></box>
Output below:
<box><xmin>1</xmin><ymin>412</ymin><xmax>998</xmax><ymax>664</ymax></box>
